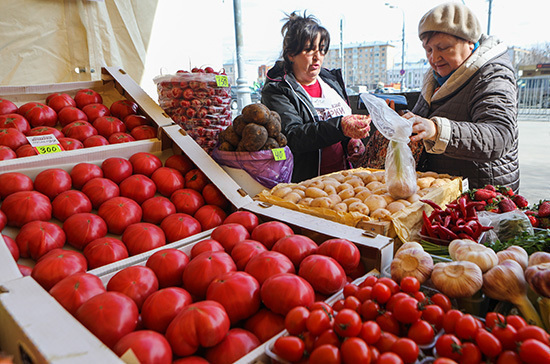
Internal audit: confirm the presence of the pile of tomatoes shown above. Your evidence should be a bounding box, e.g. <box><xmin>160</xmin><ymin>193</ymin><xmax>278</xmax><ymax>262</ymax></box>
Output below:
<box><xmin>271</xmin><ymin>275</ymin><xmax>550</xmax><ymax>364</ymax></box>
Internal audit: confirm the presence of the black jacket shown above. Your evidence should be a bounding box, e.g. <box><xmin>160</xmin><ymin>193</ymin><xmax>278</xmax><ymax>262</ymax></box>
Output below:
<box><xmin>261</xmin><ymin>61</ymin><xmax>351</xmax><ymax>182</ymax></box>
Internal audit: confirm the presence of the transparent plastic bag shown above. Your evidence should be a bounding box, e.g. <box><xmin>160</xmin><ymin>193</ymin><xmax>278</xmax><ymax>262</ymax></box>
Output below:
<box><xmin>359</xmin><ymin>93</ymin><xmax>417</xmax><ymax>198</ymax></box>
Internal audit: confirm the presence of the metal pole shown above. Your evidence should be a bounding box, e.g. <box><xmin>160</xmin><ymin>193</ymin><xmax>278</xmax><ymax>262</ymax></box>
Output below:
<box><xmin>401</xmin><ymin>8</ymin><xmax>405</xmax><ymax>91</ymax></box>
<box><xmin>487</xmin><ymin>0</ymin><xmax>493</xmax><ymax>35</ymax></box>
<box><xmin>233</xmin><ymin>0</ymin><xmax>251</xmax><ymax>113</ymax></box>
<box><xmin>340</xmin><ymin>18</ymin><xmax>345</xmax><ymax>83</ymax></box>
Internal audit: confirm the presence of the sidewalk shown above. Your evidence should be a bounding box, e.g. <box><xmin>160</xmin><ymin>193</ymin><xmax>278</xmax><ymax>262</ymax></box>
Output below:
<box><xmin>518</xmin><ymin>120</ymin><xmax>550</xmax><ymax>204</ymax></box>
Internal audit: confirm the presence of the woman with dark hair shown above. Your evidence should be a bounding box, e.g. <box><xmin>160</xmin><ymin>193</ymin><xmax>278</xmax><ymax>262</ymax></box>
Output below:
<box><xmin>261</xmin><ymin>11</ymin><xmax>371</xmax><ymax>182</ymax></box>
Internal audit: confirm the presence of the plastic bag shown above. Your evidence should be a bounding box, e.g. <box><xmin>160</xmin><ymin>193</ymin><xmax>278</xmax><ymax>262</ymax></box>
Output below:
<box><xmin>359</xmin><ymin>93</ymin><xmax>417</xmax><ymax>199</ymax></box>
<box><xmin>211</xmin><ymin>146</ymin><xmax>294</xmax><ymax>189</ymax></box>
<box><xmin>477</xmin><ymin>210</ymin><xmax>534</xmax><ymax>244</ymax></box>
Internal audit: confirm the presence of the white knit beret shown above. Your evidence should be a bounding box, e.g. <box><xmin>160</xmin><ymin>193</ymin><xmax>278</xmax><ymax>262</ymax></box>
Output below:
<box><xmin>418</xmin><ymin>2</ymin><xmax>482</xmax><ymax>43</ymax></box>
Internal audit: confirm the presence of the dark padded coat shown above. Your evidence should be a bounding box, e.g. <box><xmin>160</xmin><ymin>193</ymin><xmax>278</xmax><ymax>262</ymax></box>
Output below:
<box><xmin>261</xmin><ymin>61</ymin><xmax>351</xmax><ymax>182</ymax></box>
<box><xmin>412</xmin><ymin>35</ymin><xmax>520</xmax><ymax>192</ymax></box>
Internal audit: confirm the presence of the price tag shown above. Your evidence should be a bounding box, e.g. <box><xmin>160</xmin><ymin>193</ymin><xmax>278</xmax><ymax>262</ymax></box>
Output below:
<box><xmin>271</xmin><ymin>148</ymin><xmax>287</xmax><ymax>161</ymax></box>
<box><xmin>27</xmin><ymin>134</ymin><xmax>63</xmax><ymax>154</ymax></box>
<box><xmin>215</xmin><ymin>75</ymin><xmax>229</xmax><ymax>88</ymax></box>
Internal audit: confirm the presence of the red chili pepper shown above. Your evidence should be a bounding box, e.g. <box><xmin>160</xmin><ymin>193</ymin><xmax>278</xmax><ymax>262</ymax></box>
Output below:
<box><xmin>443</xmin><ymin>215</ymin><xmax>452</xmax><ymax>228</ymax></box>
<box><xmin>421</xmin><ymin>199</ymin><xmax>442</xmax><ymax>211</ymax></box>
<box><xmin>436</xmin><ymin>225</ymin><xmax>459</xmax><ymax>241</ymax></box>
<box><xmin>458</xmin><ymin>196</ymin><xmax>468</xmax><ymax>218</ymax></box>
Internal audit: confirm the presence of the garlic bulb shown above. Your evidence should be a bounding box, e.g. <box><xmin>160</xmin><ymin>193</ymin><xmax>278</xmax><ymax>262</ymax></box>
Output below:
<box><xmin>395</xmin><ymin>241</ymin><xmax>423</xmax><ymax>257</ymax></box>
<box><xmin>528</xmin><ymin>251</ymin><xmax>550</xmax><ymax>267</ymax></box>
<box><xmin>431</xmin><ymin>261</ymin><xmax>483</xmax><ymax>298</ymax></box>
<box><xmin>525</xmin><ymin>262</ymin><xmax>550</xmax><ymax>298</ymax></box>
<box><xmin>390</xmin><ymin>247</ymin><xmax>433</xmax><ymax>284</ymax></box>
<box><xmin>448</xmin><ymin>239</ymin><xmax>477</xmax><ymax>260</ymax></box>
<box><xmin>497</xmin><ymin>245</ymin><xmax>528</xmax><ymax>270</ymax></box>
<box><xmin>452</xmin><ymin>243</ymin><xmax>498</xmax><ymax>273</ymax></box>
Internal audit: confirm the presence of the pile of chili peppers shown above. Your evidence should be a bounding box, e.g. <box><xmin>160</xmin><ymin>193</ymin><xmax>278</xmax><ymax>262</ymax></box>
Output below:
<box><xmin>420</xmin><ymin>197</ymin><xmax>494</xmax><ymax>245</ymax></box>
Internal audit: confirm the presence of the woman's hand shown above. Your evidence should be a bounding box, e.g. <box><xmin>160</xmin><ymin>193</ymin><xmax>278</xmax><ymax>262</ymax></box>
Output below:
<box><xmin>341</xmin><ymin>114</ymin><xmax>371</xmax><ymax>139</ymax></box>
<box><xmin>402</xmin><ymin>112</ymin><xmax>437</xmax><ymax>143</ymax></box>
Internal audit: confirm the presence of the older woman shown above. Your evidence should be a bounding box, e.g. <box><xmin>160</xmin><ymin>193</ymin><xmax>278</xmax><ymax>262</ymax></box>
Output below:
<box><xmin>261</xmin><ymin>12</ymin><xmax>371</xmax><ymax>182</ymax></box>
<box><xmin>405</xmin><ymin>2</ymin><xmax>520</xmax><ymax>192</ymax></box>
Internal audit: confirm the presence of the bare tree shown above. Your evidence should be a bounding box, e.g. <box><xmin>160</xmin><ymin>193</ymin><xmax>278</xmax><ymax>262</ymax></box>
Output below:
<box><xmin>518</xmin><ymin>42</ymin><xmax>550</xmax><ymax>65</ymax></box>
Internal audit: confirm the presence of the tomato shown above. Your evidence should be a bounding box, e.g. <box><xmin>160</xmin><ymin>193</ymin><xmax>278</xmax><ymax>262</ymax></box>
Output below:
<box><xmin>244</xmin><ymin>308</ymin><xmax>285</xmax><ymax>343</ymax></box>
<box><xmin>333</xmin><ymin>308</ymin><xmax>362</xmax><ymax>337</ymax></box>
<box><xmin>433</xmin><ymin>359</ymin><xmax>457</xmax><ymax>364</ymax></box>
<box><xmin>1</xmin><ymin>191</ymin><xmax>52</xmax><ymax>227</ymax></box>
<box><xmin>31</xmin><ymin>249</ymin><xmax>88</xmax><ymax>290</ymax></box>
<box><xmin>165</xmin><ymin>300</ymin><xmax>230</xmax><ymax>357</ymax></box>
<box><xmin>492</xmin><ymin>321</ymin><xmax>517</xmax><ymax>351</ymax></box>
<box><xmin>131</xmin><ymin>125</ymin><xmax>157</xmax><ymax>140</ymax></box>
<box><xmin>2</xmin><ymin>234</ymin><xmax>19</xmax><ymax>261</ymax></box>
<box><xmin>496</xmin><ymin>350</ymin><xmax>522</xmax><ymax>364</ymax></box>
<box><xmin>27</xmin><ymin>126</ymin><xmax>63</xmax><ymax>139</ymax></box>
<box><xmin>97</xmin><ymin>196</ymin><xmax>142</xmax><ymax>234</ymax></box>
<box><xmin>309</xmin><ymin>344</ymin><xmax>341</xmax><ymax>364</ymax></box>
<box><xmin>251</xmin><ymin>221</ymin><xmax>294</xmax><ymax>249</ymax></box>
<box><xmin>223</xmin><ymin>210</ymin><xmax>259</xmax><ymax>233</ymax></box>
<box><xmin>81</xmin><ymin>103</ymin><xmax>110</xmax><ymax>123</ymax></box>
<box><xmin>506</xmin><ymin>314</ymin><xmax>528</xmax><ymax>331</ymax></box>
<box><xmin>18</xmin><ymin>263</ymin><xmax>32</xmax><ymax>276</ymax></box>
<box><xmin>204</xmin><ymin>328</ymin><xmax>260</xmax><ymax>364</ymax></box>
<box><xmin>360</xmin><ymin>320</ymin><xmax>381</xmax><ymax>345</ymax></box>
<box><xmin>110</xmin><ymin>100</ymin><xmax>138</xmax><ymax>119</ymax></box>
<box><xmin>141</xmin><ymin>196</ymin><xmax>176</xmax><ymax>225</ymax></box>
<box><xmin>430</xmin><ymin>292</ymin><xmax>452</xmax><ymax>312</ymax></box>
<box><xmin>421</xmin><ymin>304</ymin><xmax>444</xmax><ymax>331</ymax></box>
<box><xmin>16</xmin><ymin>220</ymin><xmax>66</xmax><ymax>260</ymax></box>
<box><xmin>273</xmin><ymin>335</ymin><xmax>306</xmax><ymax>363</ymax></box>
<box><xmin>49</xmin><ymin>272</ymin><xmax>106</xmax><ymax>316</ymax></box>
<box><xmin>33</xmin><ymin>168</ymin><xmax>72</xmax><ymax>201</ymax></box>
<box><xmin>359</xmin><ymin>275</ymin><xmax>377</xmax><ymax>289</ymax></box>
<box><xmin>393</xmin><ymin>296</ymin><xmax>421</xmax><ymax>325</ymax></box>
<box><xmin>121</xmin><ymin>222</ymin><xmax>166</xmax><ymax>255</ymax></box>
<box><xmin>141</xmin><ymin>287</ymin><xmax>192</xmax><ymax>333</ymax></box>
<box><xmin>58</xmin><ymin>137</ymin><xmax>86</xmax><ymax>151</ymax></box>
<box><xmin>442</xmin><ymin>309</ymin><xmax>464</xmax><ymax>334</ymax></box>
<box><xmin>0</xmin><ymin>113</ymin><xmax>31</xmax><ymax>134</ymax></box>
<box><xmin>0</xmin><ymin>128</ymin><xmax>28</xmax><ymax>151</ymax></box>
<box><xmin>0</xmin><ymin>98</ymin><xmax>18</xmax><ymax>115</ymax></box>
<box><xmin>145</xmin><ymin>248</ymin><xmax>189</xmax><ymax>288</ymax></box>
<box><xmin>107</xmin><ymin>265</ymin><xmax>159</xmax><ymax>310</ymax></box>
<box><xmin>271</xmin><ymin>234</ymin><xmax>318</xmax><ymax>268</ymax></box>
<box><xmin>0</xmin><ymin>172</ymin><xmax>34</xmax><ymax>199</ymax></box>
<box><xmin>124</xmin><ymin>114</ymin><xmax>150</xmax><ymax>131</ymax></box>
<box><xmin>57</xmin><ymin>106</ymin><xmax>88</xmax><ymax>126</ymax></box>
<box><xmin>285</xmin><ymin>306</ymin><xmax>310</xmax><ymax>335</ymax></box>
<box><xmin>377</xmin><ymin>277</ymin><xmax>400</xmax><ymax>294</ymax></box>
<box><xmin>343</xmin><ymin>283</ymin><xmax>359</xmax><ymax>298</ymax></box>
<box><xmin>360</xmin><ymin>299</ymin><xmax>381</xmax><ymax>321</ymax></box>
<box><xmin>435</xmin><ymin>334</ymin><xmax>462</xmax><ymax>361</ymax></box>
<box><xmin>164</xmin><ymin>153</ymin><xmax>195</xmax><ymax>175</ymax></box>
<box><xmin>518</xmin><ymin>338</ymin><xmax>550</xmax><ymax>363</ymax></box>
<box><xmin>101</xmin><ymin>157</ymin><xmax>133</xmax><ymax>184</ymax></box>
<box><xmin>231</xmin><ymin>240</ymin><xmax>267</xmax><ymax>270</ymax></box>
<box><xmin>195</xmin><ymin>204</ymin><xmax>227</xmax><ymax>231</ymax></box>
<box><xmin>63</xmin><ymin>212</ymin><xmax>107</xmax><ymax>250</ymax></box>
<box><xmin>391</xmin><ymin>338</ymin><xmax>419</xmax><ymax>364</ymax></box>
<box><xmin>119</xmin><ymin>174</ymin><xmax>157</xmax><ymax>204</ymax></box>
<box><xmin>459</xmin><ymin>342</ymin><xmax>482</xmax><ymax>364</ymax></box>
<box><xmin>261</xmin><ymin>273</ymin><xmax>315</xmax><ymax>316</ymax></box>
<box><xmin>15</xmin><ymin>144</ymin><xmax>38</xmax><ymax>157</ymax></box>
<box><xmin>299</xmin><ymin>254</ymin><xmax>347</xmax><ymax>295</ymax></box>
<box><xmin>70</xmin><ymin>163</ymin><xmax>103</xmax><ymax>189</ymax></box>
<box><xmin>74</xmin><ymin>89</ymin><xmax>103</xmax><ymax>109</ymax></box>
<box><xmin>160</xmin><ymin>213</ymin><xmax>202</xmax><ymax>243</ymax></box>
<box><xmin>46</xmin><ymin>93</ymin><xmax>76</xmax><ymax>113</ymax></box>
<box><xmin>52</xmin><ymin>190</ymin><xmax>92</xmax><ymax>221</ymax></box>
<box><xmin>206</xmin><ymin>270</ymin><xmax>260</xmax><ymax>324</ymax></box>
<box><xmin>202</xmin><ymin>183</ymin><xmax>229</xmax><ymax>209</ymax></box>
<box><xmin>128</xmin><ymin>152</ymin><xmax>162</xmax><ymax>177</ymax></box>
<box><xmin>23</xmin><ymin>103</ymin><xmax>57</xmax><ymax>127</ymax></box>
<box><xmin>75</xmin><ymin>291</ymin><xmax>138</xmax><ymax>349</ymax></box>
<box><xmin>375</xmin><ymin>331</ymin><xmax>399</xmax><ymax>353</ymax></box>
<box><xmin>185</xmin><ymin>168</ymin><xmax>208</xmax><ymax>192</ymax></box>
<box><xmin>376</xmin><ymin>311</ymin><xmax>401</xmax><ymax>336</ymax></box>
<box><xmin>399</xmin><ymin>276</ymin><xmax>420</xmax><ymax>293</ymax></box>
<box><xmin>113</xmin><ymin>330</ymin><xmax>172</xmax><ymax>364</ymax></box>
<box><xmin>371</xmin><ymin>282</ymin><xmax>392</xmax><ymax>304</ymax></box>
<box><xmin>244</xmin><ymin>250</ymin><xmax>294</xmax><ymax>284</ymax></box>
<box><xmin>151</xmin><ymin>167</ymin><xmax>184</xmax><ymax>197</ymax></box>
<box><xmin>208</xmin><ymin>223</ymin><xmax>249</xmax><ymax>253</ymax></box>
<box><xmin>0</xmin><ymin>145</ymin><xmax>16</xmax><ymax>160</ymax></box>
<box><xmin>343</xmin><ymin>295</ymin><xmax>362</xmax><ymax>312</ymax></box>
<box><xmin>516</xmin><ymin>325</ymin><xmax>550</xmax><ymax>346</ymax></box>
<box><xmin>83</xmin><ymin>237</ymin><xmax>129</xmax><ymax>269</ymax></box>
<box><xmin>377</xmin><ymin>352</ymin><xmax>404</xmax><ymax>364</ymax></box>
<box><xmin>455</xmin><ymin>314</ymin><xmax>479</xmax><ymax>341</ymax></box>
<box><xmin>171</xmin><ymin>188</ymin><xmax>205</xmax><ymax>215</ymax></box>
<box><xmin>172</xmin><ymin>356</ymin><xmax>209</xmax><ymax>364</ymax></box>
<box><xmin>182</xmin><ymin>251</ymin><xmax>236</xmax><ymax>298</ymax></box>
<box><xmin>485</xmin><ymin>311</ymin><xmax>506</xmax><ymax>330</ymax></box>
<box><xmin>93</xmin><ymin>116</ymin><xmax>126</xmax><ymax>138</ymax></box>
<box><xmin>385</xmin><ymin>292</ymin><xmax>410</xmax><ymax>313</ymax></box>
<box><xmin>314</xmin><ymin>330</ymin><xmax>342</xmax><ymax>350</ymax></box>
<box><xmin>316</xmin><ymin>238</ymin><xmax>360</xmax><ymax>273</ymax></box>
<box><xmin>61</xmin><ymin>120</ymin><xmax>98</xmax><ymax>141</ymax></box>
<box><xmin>407</xmin><ymin>319</ymin><xmax>435</xmax><ymax>346</ymax></box>
<box><xmin>190</xmin><ymin>239</ymin><xmax>224</xmax><ymax>259</ymax></box>
<box><xmin>83</xmin><ymin>134</ymin><xmax>110</xmax><ymax>147</ymax></box>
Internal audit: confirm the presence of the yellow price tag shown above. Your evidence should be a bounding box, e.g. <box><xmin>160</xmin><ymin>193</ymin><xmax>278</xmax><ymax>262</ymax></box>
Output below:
<box><xmin>215</xmin><ymin>75</ymin><xmax>229</xmax><ymax>88</ymax></box>
<box><xmin>271</xmin><ymin>148</ymin><xmax>287</xmax><ymax>161</ymax></box>
<box><xmin>36</xmin><ymin>144</ymin><xmax>62</xmax><ymax>154</ymax></box>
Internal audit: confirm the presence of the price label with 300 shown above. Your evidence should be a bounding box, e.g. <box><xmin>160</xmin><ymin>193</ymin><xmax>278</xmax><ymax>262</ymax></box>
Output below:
<box><xmin>36</xmin><ymin>144</ymin><xmax>62</xmax><ymax>154</ymax></box>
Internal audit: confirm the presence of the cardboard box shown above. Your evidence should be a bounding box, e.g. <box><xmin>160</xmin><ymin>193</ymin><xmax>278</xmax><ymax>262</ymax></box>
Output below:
<box><xmin>0</xmin><ymin>276</ymin><xmax>121</xmax><ymax>364</ymax></box>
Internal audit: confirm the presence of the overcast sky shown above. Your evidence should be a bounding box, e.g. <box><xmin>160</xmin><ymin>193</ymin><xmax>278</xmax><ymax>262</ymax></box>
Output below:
<box><xmin>218</xmin><ymin>0</ymin><xmax>550</xmax><ymax>66</ymax></box>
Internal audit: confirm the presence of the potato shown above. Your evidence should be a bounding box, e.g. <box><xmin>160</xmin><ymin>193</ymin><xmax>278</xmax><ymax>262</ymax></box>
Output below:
<box><xmin>372</xmin><ymin>171</ymin><xmax>386</xmax><ymax>182</ymax></box>
<box><xmin>396</xmin><ymin>199</ymin><xmax>412</xmax><ymax>207</ymax></box>
<box><xmin>330</xmin><ymin>173</ymin><xmax>346</xmax><ymax>183</ymax></box>
<box><xmin>370</xmin><ymin>208</ymin><xmax>392</xmax><ymax>220</ymax></box>
<box><xmin>348</xmin><ymin>201</ymin><xmax>370</xmax><ymax>215</ymax></box>
<box><xmin>241</xmin><ymin>103</ymin><xmax>271</xmax><ymax>125</ymax></box>
<box><xmin>346</xmin><ymin>177</ymin><xmax>364</xmax><ymax>188</ymax></box>
<box><xmin>386</xmin><ymin>201</ymin><xmax>407</xmax><ymax>214</ymax></box>
<box><xmin>354</xmin><ymin>171</ymin><xmax>372</xmax><ymax>181</ymax></box>
<box><xmin>430</xmin><ymin>179</ymin><xmax>448</xmax><ymax>187</ymax></box>
<box><xmin>292</xmin><ymin>188</ymin><xmax>306</xmax><ymax>198</ymax></box>
<box><xmin>305</xmin><ymin>187</ymin><xmax>328</xmax><ymax>198</ymax></box>
<box><xmin>337</xmin><ymin>188</ymin><xmax>355</xmax><ymax>200</ymax></box>
<box><xmin>343</xmin><ymin>197</ymin><xmax>362</xmax><ymax>206</ymax></box>
<box><xmin>276</xmin><ymin>133</ymin><xmax>288</xmax><ymax>147</ymax></box>
<box><xmin>333</xmin><ymin>202</ymin><xmax>348</xmax><ymax>213</ymax></box>
<box><xmin>310</xmin><ymin>197</ymin><xmax>333</xmax><ymax>208</ymax></box>
<box><xmin>355</xmin><ymin>189</ymin><xmax>372</xmax><ymax>201</ymax></box>
<box><xmin>309</xmin><ymin>180</ymin><xmax>325</xmax><ymax>189</ymax></box>
<box><xmin>381</xmin><ymin>193</ymin><xmax>396</xmax><ymax>205</ymax></box>
<box><xmin>417</xmin><ymin>177</ymin><xmax>435</xmax><ymax>189</ymax></box>
<box><xmin>417</xmin><ymin>187</ymin><xmax>435</xmax><ymax>197</ymax></box>
<box><xmin>321</xmin><ymin>178</ymin><xmax>340</xmax><ymax>188</ymax></box>
<box><xmin>364</xmin><ymin>194</ymin><xmax>387</xmax><ymax>212</ymax></box>
<box><xmin>265</xmin><ymin>111</ymin><xmax>282</xmax><ymax>137</ymax></box>
<box><xmin>407</xmin><ymin>194</ymin><xmax>421</xmax><ymax>203</ymax></box>
<box><xmin>282</xmin><ymin>192</ymin><xmax>302</xmax><ymax>204</ymax></box>
<box><xmin>336</xmin><ymin>183</ymin><xmax>353</xmax><ymax>193</ymax></box>
<box><xmin>372</xmin><ymin>186</ymin><xmax>388</xmax><ymax>195</ymax></box>
<box><xmin>354</xmin><ymin>186</ymin><xmax>368</xmax><ymax>194</ymax></box>
<box><xmin>298</xmin><ymin>197</ymin><xmax>313</xmax><ymax>206</ymax></box>
<box><xmin>327</xmin><ymin>194</ymin><xmax>342</xmax><ymax>205</ymax></box>
<box><xmin>366</xmin><ymin>181</ymin><xmax>384</xmax><ymax>191</ymax></box>
<box><xmin>272</xmin><ymin>186</ymin><xmax>293</xmax><ymax>198</ymax></box>
<box><xmin>324</xmin><ymin>185</ymin><xmax>337</xmax><ymax>195</ymax></box>
<box><xmin>294</xmin><ymin>184</ymin><xmax>308</xmax><ymax>191</ymax></box>
<box><xmin>242</xmin><ymin>123</ymin><xmax>268</xmax><ymax>152</ymax></box>
<box><xmin>363</xmin><ymin>174</ymin><xmax>379</xmax><ymax>184</ymax></box>
<box><xmin>419</xmin><ymin>171</ymin><xmax>439</xmax><ymax>178</ymax></box>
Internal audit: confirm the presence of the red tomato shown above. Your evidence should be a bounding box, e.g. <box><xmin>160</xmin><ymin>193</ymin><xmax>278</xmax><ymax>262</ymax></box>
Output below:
<box><xmin>371</xmin><ymin>282</ymin><xmax>392</xmax><ymax>304</ymax></box>
<box><xmin>298</xmin><ymin>254</ymin><xmax>347</xmax><ymax>295</ymax></box>
<box><xmin>204</xmin><ymin>328</ymin><xmax>260</xmax><ymax>364</ymax></box>
<box><xmin>360</xmin><ymin>320</ymin><xmax>381</xmax><ymax>344</ymax></box>
<box><xmin>93</xmin><ymin>116</ymin><xmax>126</xmax><ymax>137</ymax></box>
<box><xmin>435</xmin><ymin>334</ymin><xmax>462</xmax><ymax>361</ymax></box>
<box><xmin>131</xmin><ymin>125</ymin><xmax>157</xmax><ymax>140</ymax></box>
<box><xmin>101</xmin><ymin>157</ymin><xmax>133</xmax><ymax>184</ymax></box>
<box><xmin>16</xmin><ymin>220</ymin><xmax>66</xmax><ymax>260</ymax></box>
<box><xmin>492</xmin><ymin>321</ymin><xmax>518</xmax><ymax>351</ymax></box>
<box><xmin>505</xmin><ymin>315</ymin><xmax>528</xmax><ymax>331</ymax></box>
<box><xmin>260</xmin><ymin>273</ymin><xmax>315</xmax><ymax>316</ymax></box>
<box><xmin>285</xmin><ymin>306</ymin><xmax>310</xmax><ymax>335</ymax></box>
<box><xmin>121</xmin><ymin>222</ymin><xmax>166</xmax><ymax>255</ymax></box>
<box><xmin>165</xmin><ymin>300</ymin><xmax>230</xmax><ymax>357</ymax></box>
<box><xmin>1</xmin><ymin>190</ymin><xmax>52</xmax><ymax>227</ymax></box>
<box><xmin>421</xmin><ymin>304</ymin><xmax>445</xmax><ymax>331</ymax></box>
<box><xmin>141</xmin><ymin>287</ymin><xmax>192</xmax><ymax>333</ymax></box>
<box><xmin>75</xmin><ymin>291</ymin><xmax>138</xmax><ymax>349</ymax></box>
<box><xmin>128</xmin><ymin>152</ymin><xmax>162</xmax><ymax>177</ymax></box>
<box><xmin>34</xmin><ymin>168</ymin><xmax>72</xmax><ymax>200</ymax></box>
<box><xmin>63</xmin><ymin>212</ymin><xmax>108</xmax><ymax>250</ymax></box>
<box><xmin>385</xmin><ymin>292</ymin><xmax>410</xmax><ymax>313</ymax></box>
<box><xmin>18</xmin><ymin>263</ymin><xmax>32</xmax><ymax>276</ymax></box>
<box><xmin>52</xmin><ymin>190</ymin><xmax>92</xmax><ymax>221</ymax></box>
<box><xmin>141</xmin><ymin>196</ymin><xmax>176</xmax><ymax>225</ymax></box>
<box><xmin>74</xmin><ymin>89</ymin><xmax>103</xmax><ymax>109</ymax></box>
<box><xmin>49</xmin><ymin>272</ymin><xmax>106</xmax><ymax>316</ymax></box>
<box><xmin>518</xmin><ymin>338</ymin><xmax>550</xmax><ymax>364</ymax></box>
<box><xmin>110</xmin><ymin>100</ymin><xmax>138</xmax><ymax>119</ymax></box>
<box><xmin>82</xmin><ymin>103</ymin><xmax>110</xmax><ymax>123</ymax></box>
<box><xmin>31</xmin><ymin>249</ymin><xmax>88</xmax><ymax>290</ymax></box>
<box><xmin>211</xmin><ymin>223</ymin><xmax>250</xmax><ymax>253</ymax></box>
<box><xmin>459</xmin><ymin>341</ymin><xmax>482</xmax><ymax>364</ymax></box>
<box><xmin>0</xmin><ymin>113</ymin><xmax>31</xmax><ymax>134</ymax></box>
<box><xmin>190</xmin><ymin>239</ymin><xmax>225</xmax><ymax>259</ymax></box>
<box><xmin>231</xmin><ymin>240</ymin><xmax>268</xmax><ymax>270</ymax></box>
<box><xmin>309</xmin><ymin>344</ymin><xmax>341</xmax><ymax>364</ymax></box>
<box><xmin>340</xmin><ymin>337</ymin><xmax>370</xmax><ymax>364</ymax></box>
<box><xmin>15</xmin><ymin>144</ymin><xmax>38</xmax><ymax>157</ymax></box>
<box><xmin>375</xmin><ymin>331</ymin><xmax>399</xmax><ymax>353</ymax></box>
<box><xmin>251</xmin><ymin>221</ymin><xmax>294</xmax><ymax>249</ymax></box>
<box><xmin>83</xmin><ymin>237</ymin><xmax>129</xmax><ymax>269</ymax></box>
<box><xmin>61</xmin><ymin>120</ymin><xmax>98</xmax><ymax>141</ymax></box>
<box><xmin>182</xmin><ymin>251</ymin><xmax>236</xmax><ymax>298</ymax></box>
<box><xmin>377</xmin><ymin>352</ymin><xmax>404</xmax><ymax>364</ymax></box>
<box><xmin>107</xmin><ymin>265</ymin><xmax>159</xmax><ymax>310</ymax></box>
<box><xmin>377</xmin><ymin>277</ymin><xmax>401</xmax><ymax>294</ymax></box>
<box><xmin>185</xmin><ymin>168</ymin><xmax>209</xmax><ymax>192</ymax></box>
<box><xmin>484</xmin><ymin>312</ymin><xmax>505</xmax><ymax>329</ymax></box>
<box><xmin>57</xmin><ymin>106</ymin><xmax>88</xmax><ymax>126</ymax></box>
<box><xmin>0</xmin><ymin>145</ymin><xmax>16</xmax><ymax>160</ymax></box>
<box><xmin>433</xmin><ymin>359</ymin><xmax>458</xmax><ymax>364</ymax></box>
<box><xmin>170</xmin><ymin>188</ymin><xmax>205</xmax><ymax>215</ymax></box>
<box><xmin>97</xmin><ymin>196</ymin><xmax>142</xmax><ymax>234</ymax></box>
<box><xmin>317</xmin><ymin>238</ymin><xmax>360</xmax><ymax>273</ymax></box>
<box><xmin>0</xmin><ymin>128</ymin><xmax>28</xmax><ymax>151</ymax></box>
<box><xmin>207</xmin><ymin>271</ymin><xmax>261</xmax><ymax>324</ymax></box>
<box><xmin>0</xmin><ymin>172</ymin><xmax>34</xmax><ymax>199</ymax></box>
<box><xmin>244</xmin><ymin>308</ymin><xmax>285</xmax><ymax>343</ymax></box>
<box><xmin>194</xmin><ymin>205</ymin><xmax>227</xmax><ymax>230</ymax></box>
<box><xmin>223</xmin><ymin>211</ymin><xmax>259</xmax><ymax>233</ymax></box>
<box><xmin>26</xmin><ymin>126</ymin><xmax>63</xmax><ymax>139</ymax></box>
<box><xmin>475</xmin><ymin>328</ymin><xmax>502</xmax><ymax>358</ymax></box>
<box><xmin>334</xmin><ymin>308</ymin><xmax>362</xmax><ymax>337</ymax></box>
<box><xmin>0</xmin><ymin>98</ymin><xmax>18</xmax><ymax>115</ymax></box>
<box><xmin>2</xmin><ymin>234</ymin><xmax>19</xmax><ymax>261</ymax></box>
<box><xmin>113</xmin><ymin>330</ymin><xmax>172</xmax><ymax>364</ymax></box>
<box><xmin>273</xmin><ymin>335</ymin><xmax>306</xmax><ymax>363</ymax></box>
<box><xmin>164</xmin><ymin>153</ymin><xmax>195</xmax><ymax>175</ymax></box>
<box><xmin>399</xmin><ymin>276</ymin><xmax>420</xmax><ymax>293</ymax></box>
<box><xmin>455</xmin><ymin>314</ymin><xmax>479</xmax><ymax>341</ymax></box>
<box><xmin>407</xmin><ymin>319</ymin><xmax>435</xmax><ymax>346</ymax></box>
<box><xmin>271</xmin><ymin>234</ymin><xmax>318</xmax><ymax>268</ymax></box>
<box><xmin>496</xmin><ymin>350</ymin><xmax>522</xmax><ymax>364</ymax></box>
<box><xmin>119</xmin><ymin>174</ymin><xmax>157</xmax><ymax>204</ymax></box>
<box><xmin>70</xmin><ymin>163</ymin><xmax>103</xmax><ymax>190</ymax></box>
<box><xmin>245</xmin><ymin>250</ymin><xmax>295</xmax><ymax>285</ymax></box>
<box><xmin>202</xmin><ymin>183</ymin><xmax>229</xmax><ymax>209</ymax></box>
<box><xmin>360</xmin><ymin>299</ymin><xmax>381</xmax><ymax>321</ymax></box>
<box><xmin>47</xmin><ymin>93</ymin><xmax>76</xmax><ymax>113</ymax></box>
<box><xmin>145</xmin><ymin>248</ymin><xmax>189</xmax><ymax>288</ymax></box>
<box><xmin>442</xmin><ymin>309</ymin><xmax>464</xmax><ymax>334</ymax></box>
<box><xmin>151</xmin><ymin>167</ymin><xmax>184</xmax><ymax>197</ymax></box>
<box><xmin>376</xmin><ymin>311</ymin><xmax>401</xmax><ymax>336</ymax></box>
<box><xmin>124</xmin><ymin>114</ymin><xmax>150</xmax><ymax>131</ymax></box>
<box><xmin>83</xmin><ymin>134</ymin><xmax>109</xmax><ymax>147</ymax></box>
<box><xmin>391</xmin><ymin>338</ymin><xmax>419</xmax><ymax>364</ymax></box>
<box><xmin>23</xmin><ymin>103</ymin><xmax>57</xmax><ymax>127</ymax></box>
<box><xmin>314</xmin><ymin>329</ymin><xmax>340</xmax><ymax>349</ymax></box>
<box><xmin>516</xmin><ymin>325</ymin><xmax>550</xmax><ymax>346</ymax></box>
<box><xmin>160</xmin><ymin>213</ymin><xmax>202</xmax><ymax>243</ymax></box>
<box><xmin>430</xmin><ymin>293</ymin><xmax>452</xmax><ymax>312</ymax></box>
